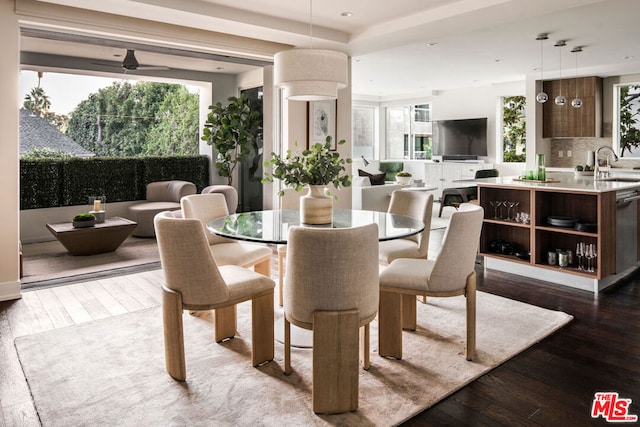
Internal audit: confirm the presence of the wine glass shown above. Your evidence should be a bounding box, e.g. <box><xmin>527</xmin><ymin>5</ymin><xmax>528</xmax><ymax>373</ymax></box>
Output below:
<box><xmin>589</xmin><ymin>244</ymin><xmax>597</xmax><ymax>272</ymax></box>
<box><xmin>576</xmin><ymin>242</ymin><xmax>584</xmax><ymax>271</ymax></box>
<box><xmin>490</xmin><ymin>201</ymin><xmax>499</xmax><ymax>219</ymax></box>
<box><xmin>506</xmin><ymin>201</ymin><xmax>515</xmax><ymax>221</ymax></box>
<box><xmin>585</xmin><ymin>244</ymin><xmax>594</xmax><ymax>272</ymax></box>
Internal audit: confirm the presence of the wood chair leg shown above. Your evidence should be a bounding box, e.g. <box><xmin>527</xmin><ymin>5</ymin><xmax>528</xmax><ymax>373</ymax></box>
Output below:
<box><xmin>162</xmin><ymin>286</ymin><xmax>186</xmax><ymax>381</ymax></box>
<box><xmin>214</xmin><ymin>305</ymin><xmax>237</xmax><ymax>342</ymax></box>
<box><xmin>254</xmin><ymin>257</ymin><xmax>271</xmax><ymax>278</ymax></box>
<box><xmin>360</xmin><ymin>324</ymin><xmax>370</xmax><ymax>370</ymax></box>
<box><xmin>378</xmin><ymin>290</ymin><xmax>403</xmax><ymax>359</ymax></box>
<box><xmin>312</xmin><ymin>310</ymin><xmax>359</xmax><ymax>414</ymax></box>
<box><xmin>251</xmin><ymin>292</ymin><xmax>274</xmax><ymax>366</ymax></box>
<box><xmin>278</xmin><ymin>250</ymin><xmax>285</xmax><ymax>307</ymax></box>
<box><xmin>466</xmin><ymin>272</ymin><xmax>477</xmax><ymax>361</ymax></box>
<box><xmin>402</xmin><ymin>293</ymin><xmax>417</xmax><ymax>331</ymax></box>
<box><xmin>284</xmin><ymin>318</ymin><xmax>292</xmax><ymax>375</ymax></box>
<box><xmin>418</xmin><ymin>295</ymin><xmax>428</xmax><ymax>304</ymax></box>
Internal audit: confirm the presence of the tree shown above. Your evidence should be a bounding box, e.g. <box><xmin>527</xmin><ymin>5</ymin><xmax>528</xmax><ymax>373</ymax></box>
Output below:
<box><xmin>23</xmin><ymin>86</ymin><xmax>69</xmax><ymax>132</ymax></box>
<box><xmin>619</xmin><ymin>84</ymin><xmax>640</xmax><ymax>157</ymax></box>
<box><xmin>66</xmin><ymin>81</ymin><xmax>199</xmax><ymax>157</ymax></box>
<box><xmin>202</xmin><ymin>95</ymin><xmax>261</xmax><ymax>185</ymax></box>
<box><xmin>502</xmin><ymin>96</ymin><xmax>526</xmax><ymax>163</ymax></box>
<box><xmin>144</xmin><ymin>86</ymin><xmax>199</xmax><ymax>156</ymax></box>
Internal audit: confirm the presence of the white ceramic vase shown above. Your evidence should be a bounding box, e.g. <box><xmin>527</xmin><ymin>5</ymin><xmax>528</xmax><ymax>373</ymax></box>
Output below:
<box><xmin>300</xmin><ymin>185</ymin><xmax>333</xmax><ymax>225</ymax></box>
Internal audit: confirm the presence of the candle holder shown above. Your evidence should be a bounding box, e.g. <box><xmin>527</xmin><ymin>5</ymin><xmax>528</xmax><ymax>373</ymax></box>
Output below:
<box><xmin>88</xmin><ymin>196</ymin><xmax>106</xmax><ymax>223</ymax></box>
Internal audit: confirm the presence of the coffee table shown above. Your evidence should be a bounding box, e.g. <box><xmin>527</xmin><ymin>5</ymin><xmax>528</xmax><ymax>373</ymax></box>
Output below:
<box><xmin>46</xmin><ymin>217</ymin><xmax>137</xmax><ymax>256</ymax></box>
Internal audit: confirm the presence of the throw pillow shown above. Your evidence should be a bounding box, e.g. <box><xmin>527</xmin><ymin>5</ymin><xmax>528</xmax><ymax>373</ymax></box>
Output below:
<box><xmin>358</xmin><ymin>169</ymin><xmax>386</xmax><ymax>186</ymax></box>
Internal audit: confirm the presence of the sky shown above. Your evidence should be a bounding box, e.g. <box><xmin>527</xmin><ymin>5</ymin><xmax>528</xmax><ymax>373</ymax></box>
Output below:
<box><xmin>20</xmin><ymin>70</ymin><xmax>202</xmax><ymax>116</ymax></box>
<box><xmin>20</xmin><ymin>70</ymin><xmax>119</xmax><ymax>115</ymax></box>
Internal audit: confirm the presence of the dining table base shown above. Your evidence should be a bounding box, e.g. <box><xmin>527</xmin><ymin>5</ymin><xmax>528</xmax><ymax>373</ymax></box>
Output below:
<box><xmin>275</xmin><ymin>316</ymin><xmax>313</xmax><ymax>348</ymax></box>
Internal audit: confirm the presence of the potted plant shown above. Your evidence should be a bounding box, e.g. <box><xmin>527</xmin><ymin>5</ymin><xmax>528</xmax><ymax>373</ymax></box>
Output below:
<box><xmin>201</xmin><ymin>95</ymin><xmax>261</xmax><ymax>186</ymax></box>
<box><xmin>396</xmin><ymin>171</ymin><xmax>412</xmax><ymax>185</ymax></box>
<box><xmin>262</xmin><ymin>136</ymin><xmax>352</xmax><ymax>224</ymax></box>
<box><xmin>72</xmin><ymin>212</ymin><xmax>97</xmax><ymax>228</ymax></box>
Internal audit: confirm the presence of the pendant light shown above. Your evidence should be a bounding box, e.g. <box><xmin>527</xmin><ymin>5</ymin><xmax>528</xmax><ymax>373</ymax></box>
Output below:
<box><xmin>554</xmin><ymin>40</ymin><xmax>567</xmax><ymax>106</ymax></box>
<box><xmin>535</xmin><ymin>33</ymin><xmax>549</xmax><ymax>103</ymax></box>
<box><xmin>571</xmin><ymin>46</ymin><xmax>583</xmax><ymax>108</ymax></box>
<box><xmin>273</xmin><ymin>0</ymin><xmax>348</xmax><ymax>100</ymax></box>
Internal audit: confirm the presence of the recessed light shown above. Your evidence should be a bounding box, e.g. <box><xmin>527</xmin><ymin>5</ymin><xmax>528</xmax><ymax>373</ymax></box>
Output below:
<box><xmin>624</xmin><ymin>56</ymin><xmax>634</xmax><ymax>60</ymax></box>
<box><xmin>495</xmin><ymin>58</ymin><xmax>503</xmax><ymax>63</ymax></box>
<box><xmin>216</xmin><ymin>67</ymin><xmax>224</xmax><ymax>70</ymax></box>
<box><xmin>113</xmin><ymin>54</ymin><xmax>122</xmax><ymax>58</ymax></box>
<box><xmin>341</xmin><ymin>11</ymin><xmax>353</xmax><ymax>17</ymax></box>
<box><xmin>426</xmin><ymin>42</ymin><xmax>438</xmax><ymax>47</ymax></box>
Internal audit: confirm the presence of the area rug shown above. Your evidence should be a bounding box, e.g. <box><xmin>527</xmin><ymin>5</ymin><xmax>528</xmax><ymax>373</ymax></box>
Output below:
<box><xmin>15</xmin><ymin>291</ymin><xmax>572</xmax><ymax>427</ymax></box>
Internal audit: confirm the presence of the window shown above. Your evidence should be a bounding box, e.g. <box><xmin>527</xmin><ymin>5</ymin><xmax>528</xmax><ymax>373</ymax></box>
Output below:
<box><xmin>385</xmin><ymin>104</ymin><xmax>432</xmax><ymax>160</ymax></box>
<box><xmin>352</xmin><ymin>106</ymin><xmax>376</xmax><ymax>160</ymax></box>
<box><xmin>501</xmin><ymin>96</ymin><xmax>526</xmax><ymax>162</ymax></box>
<box><xmin>614</xmin><ymin>83</ymin><xmax>640</xmax><ymax>157</ymax></box>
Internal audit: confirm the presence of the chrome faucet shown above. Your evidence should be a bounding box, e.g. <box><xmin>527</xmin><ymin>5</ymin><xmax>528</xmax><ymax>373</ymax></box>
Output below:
<box><xmin>594</xmin><ymin>146</ymin><xmax>619</xmax><ymax>179</ymax></box>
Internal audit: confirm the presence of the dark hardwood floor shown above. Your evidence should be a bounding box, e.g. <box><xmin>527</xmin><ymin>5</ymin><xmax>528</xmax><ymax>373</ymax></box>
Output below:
<box><xmin>404</xmin><ymin>268</ymin><xmax>640</xmax><ymax>426</ymax></box>
<box><xmin>2</xmin><ymin>252</ymin><xmax>639</xmax><ymax>426</ymax></box>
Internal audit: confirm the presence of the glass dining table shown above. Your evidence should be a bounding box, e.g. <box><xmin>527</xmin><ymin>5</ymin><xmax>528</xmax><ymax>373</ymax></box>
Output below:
<box><xmin>207</xmin><ymin>208</ymin><xmax>425</xmax><ymax>348</ymax></box>
<box><xmin>206</xmin><ymin>208</ymin><xmax>425</xmax><ymax>244</ymax></box>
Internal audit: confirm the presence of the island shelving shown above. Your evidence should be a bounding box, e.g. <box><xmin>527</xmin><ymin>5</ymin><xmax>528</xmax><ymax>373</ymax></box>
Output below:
<box><xmin>476</xmin><ymin>174</ymin><xmax>639</xmax><ymax>292</ymax></box>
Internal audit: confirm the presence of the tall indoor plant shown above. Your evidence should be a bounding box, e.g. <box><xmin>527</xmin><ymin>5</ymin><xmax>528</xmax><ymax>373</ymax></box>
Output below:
<box><xmin>201</xmin><ymin>95</ymin><xmax>260</xmax><ymax>186</ymax></box>
<box><xmin>262</xmin><ymin>136</ymin><xmax>352</xmax><ymax>224</ymax></box>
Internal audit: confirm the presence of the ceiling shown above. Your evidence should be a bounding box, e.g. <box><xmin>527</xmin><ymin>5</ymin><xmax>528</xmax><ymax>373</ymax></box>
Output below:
<box><xmin>20</xmin><ymin>0</ymin><xmax>640</xmax><ymax>99</ymax></box>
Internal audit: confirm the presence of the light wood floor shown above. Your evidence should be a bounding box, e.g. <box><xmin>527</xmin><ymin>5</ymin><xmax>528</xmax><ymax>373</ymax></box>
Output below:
<box><xmin>0</xmin><ymin>269</ymin><xmax>167</xmax><ymax>426</ymax></box>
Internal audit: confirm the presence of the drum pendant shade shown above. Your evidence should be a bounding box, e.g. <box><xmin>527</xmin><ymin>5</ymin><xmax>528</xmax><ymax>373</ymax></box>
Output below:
<box><xmin>274</xmin><ymin>49</ymin><xmax>348</xmax><ymax>101</ymax></box>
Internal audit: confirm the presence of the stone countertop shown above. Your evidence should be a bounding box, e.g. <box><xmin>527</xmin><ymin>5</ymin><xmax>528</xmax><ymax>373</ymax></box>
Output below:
<box><xmin>476</xmin><ymin>172</ymin><xmax>640</xmax><ymax>193</ymax></box>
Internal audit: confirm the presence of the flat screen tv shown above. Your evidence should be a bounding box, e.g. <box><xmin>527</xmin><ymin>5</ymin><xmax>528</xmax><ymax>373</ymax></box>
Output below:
<box><xmin>432</xmin><ymin>118</ymin><xmax>487</xmax><ymax>159</ymax></box>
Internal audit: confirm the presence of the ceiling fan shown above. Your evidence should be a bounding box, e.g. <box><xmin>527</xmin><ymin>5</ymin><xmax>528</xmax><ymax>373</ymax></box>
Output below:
<box><xmin>121</xmin><ymin>49</ymin><xmax>169</xmax><ymax>71</ymax></box>
<box><xmin>93</xmin><ymin>49</ymin><xmax>170</xmax><ymax>72</ymax></box>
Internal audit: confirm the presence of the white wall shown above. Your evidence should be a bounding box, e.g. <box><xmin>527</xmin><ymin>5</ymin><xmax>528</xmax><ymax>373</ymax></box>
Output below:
<box><xmin>358</xmin><ymin>81</ymin><xmax>526</xmax><ymax>177</ymax></box>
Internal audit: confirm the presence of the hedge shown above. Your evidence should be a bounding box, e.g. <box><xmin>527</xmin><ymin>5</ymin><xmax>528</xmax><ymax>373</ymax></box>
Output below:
<box><xmin>20</xmin><ymin>155</ymin><xmax>210</xmax><ymax>210</ymax></box>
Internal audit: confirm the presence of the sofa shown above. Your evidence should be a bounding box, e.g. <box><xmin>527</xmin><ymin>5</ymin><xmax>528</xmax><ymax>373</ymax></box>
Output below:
<box><xmin>352</xmin><ymin>176</ymin><xmax>402</xmax><ymax>212</ymax></box>
<box><xmin>127</xmin><ymin>180</ymin><xmax>196</xmax><ymax>237</ymax></box>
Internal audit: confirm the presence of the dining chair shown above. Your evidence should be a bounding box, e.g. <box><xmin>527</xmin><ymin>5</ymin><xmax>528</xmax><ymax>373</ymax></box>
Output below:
<box><xmin>201</xmin><ymin>184</ymin><xmax>238</xmax><ymax>214</ymax></box>
<box><xmin>180</xmin><ymin>193</ymin><xmax>272</xmax><ymax>277</ymax></box>
<box><xmin>378</xmin><ymin>203</ymin><xmax>484</xmax><ymax>361</ymax></box>
<box><xmin>379</xmin><ymin>190</ymin><xmax>433</xmax><ymax>265</ymax></box>
<box><xmin>154</xmin><ymin>212</ymin><xmax>275</xmax><ymax>381</ymax></box>
<box><xmin>439</xmin><ymin>168</ymin><xmax>498</xmax><ymax>217</ymax></box>
<box><xmin>283</xmin><ymin>223</ymin><xmax>379</xmax><ymax>414</ymax></box>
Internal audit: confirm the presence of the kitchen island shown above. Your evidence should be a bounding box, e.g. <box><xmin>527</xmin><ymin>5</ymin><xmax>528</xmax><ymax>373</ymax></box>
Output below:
<box><xmin>476</xmin><ymin>173</ymin><xmax>640</xmax><ymax>293</ymax></box>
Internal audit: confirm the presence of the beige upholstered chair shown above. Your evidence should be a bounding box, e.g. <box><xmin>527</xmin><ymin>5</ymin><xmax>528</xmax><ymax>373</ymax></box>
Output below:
<box><xmin>180</xmin><ymin>194</ymin><xmax>272</xmax><ymax>277</ymax></box>
<box><xmin>284</xmin><ymin>224</ymin><xmax>379</xmax><ymax>414</ymax></box>
<box><xmin>379</xmin><ymin>190</ymin><xmax>434</xmax><ymax>265</ymax></box>
<box><xmin>154</xmin><ymin>212</ymin><xmax>275</xmax><ymax>381</ymax></box>
<box><xmin>127</xmin><ymin>180</ymin><xmax>197</xmax><ymax>237</ymax></box>
<box><xmin>378</xmin><ymin>203</ymin><xmax>484</xmax><ymax>361</ymax></box>
<box><xmin>201</xmin><ymin>184</ymin><xmax>238</xmax><ymax>214</ymax></box>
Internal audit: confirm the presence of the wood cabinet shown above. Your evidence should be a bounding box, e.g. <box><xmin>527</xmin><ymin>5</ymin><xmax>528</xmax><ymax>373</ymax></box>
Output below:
<box><xmin>478</xmin><ymin>185</ymin><xmax>615</xmax><ymax>279</ymax></box>
<box><xmin>542</xmin><ymin>76</ymin><xmax>602</xmax><ymax>138</ymax></box>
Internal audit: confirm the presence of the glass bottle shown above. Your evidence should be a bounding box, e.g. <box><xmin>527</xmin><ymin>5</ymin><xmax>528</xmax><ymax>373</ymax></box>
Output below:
<box><xmin>536</xmin><ymin>154</ymin><xmax>546</xmax><ymax>181</ymax></box>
